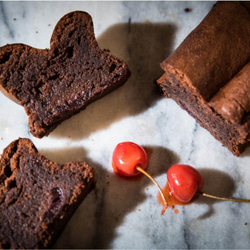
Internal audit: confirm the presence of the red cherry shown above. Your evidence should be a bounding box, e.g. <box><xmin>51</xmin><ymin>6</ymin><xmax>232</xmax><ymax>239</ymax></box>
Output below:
<box><xmin>166</xmin><ymin>164</ymin><xmax>250</xmax><ymax>206</ymax></box>
<box><xmin>167</xmin><ymin>164</ymin><xmax>204</xmax><ymax>203</ymax></box>
<box><xmin>112</xmin><ymin>142</ymin><xmax>148</xmax><ymax>177</ymax></box>
<box><xmin>112</xmin><ymin>142</ymin><xmax>168</xmax><ymax>213</ymax></box>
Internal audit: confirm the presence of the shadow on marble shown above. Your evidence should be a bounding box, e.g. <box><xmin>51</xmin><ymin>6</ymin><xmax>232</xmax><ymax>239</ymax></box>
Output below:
<box><xmin>144</xmin><ymin>143</ymin><xmax>180</xmax><ymax>175</ymax></box>
<box><xmin>50</xmin><ymin>22</ymin><xmax>177</xmax><ymax>140</ymax></box>
<box><xmin>42</xmin><ymin>145</ymin><xmax>178</xmax><ymax>248</ymax></box>
<box><xmin>195</xmin><ymin>168</ymin><xmax>235</xmax><ymax>219</ymax></box>
<box><xmin>239</xmin><ymin>146</ymin><xmax>250</xmax><ymax>158</ymax></box>
<box><xmin>39</xmin><ymin>146</ymin><xmax>88</xmax><ymax>164</ymax></box>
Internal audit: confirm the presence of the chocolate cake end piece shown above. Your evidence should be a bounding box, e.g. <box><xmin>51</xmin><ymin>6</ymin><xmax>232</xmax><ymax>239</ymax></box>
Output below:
<box><xmin>0</xmin><ymin>138</ymin><xmax>95</xmax><ymax>248</ymax></box>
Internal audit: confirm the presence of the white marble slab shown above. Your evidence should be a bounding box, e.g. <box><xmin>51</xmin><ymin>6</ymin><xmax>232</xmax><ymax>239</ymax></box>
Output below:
<box><xmin>0</xmin><ymin>1</ymin><xmax>250</xmax><ymax>249</ymax></box>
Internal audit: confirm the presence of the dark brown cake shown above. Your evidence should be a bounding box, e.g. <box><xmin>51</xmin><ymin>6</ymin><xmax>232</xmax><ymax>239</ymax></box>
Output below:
<box><xmin>0</xmin><ymin>11</ymin><xmax>130</xmax><ymax>138</ymax></box>
<box><xmin>0</xmin><ymin>138</ymin><xmax>95</xmax><ymax>248</ymax></box>
<box><xmin>157</xmin><ymin>1</ymin><xmax>250</xmax><ymax>156</ymax></box>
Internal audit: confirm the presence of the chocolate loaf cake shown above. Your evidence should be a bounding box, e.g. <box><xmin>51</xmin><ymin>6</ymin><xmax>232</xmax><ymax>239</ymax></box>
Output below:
<box><xmin>0</xmin><ymin>11</ymin><xmax>130</xmax><ymax>138</ymax></box>
<box><xmin>0</xmin><ymin>138</ymin><xmax>95</xmax><ymax>248</ymax></box>
<box><xmin>157</xmin><ymin>2</ymin><xmax>250</xmax><ymax>156</ymax></box>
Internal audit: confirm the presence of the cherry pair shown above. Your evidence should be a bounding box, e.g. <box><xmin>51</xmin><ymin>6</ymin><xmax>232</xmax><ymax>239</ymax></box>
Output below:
<box><xmin>112</xmin><ymin>141</ymin><xmax>250</xmax><ymax>212</ymax></box>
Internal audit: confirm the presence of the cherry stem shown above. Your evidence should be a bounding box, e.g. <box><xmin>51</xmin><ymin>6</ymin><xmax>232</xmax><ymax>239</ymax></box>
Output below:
<box><xmin>197</xmin><ymin>191</ymin><xmax>250</xmax><ymax>203</ymax></box>
<box><xmin>136</xmin><ymin>166</ymin><xmax>168</xmax><ymax>211</ymax></box>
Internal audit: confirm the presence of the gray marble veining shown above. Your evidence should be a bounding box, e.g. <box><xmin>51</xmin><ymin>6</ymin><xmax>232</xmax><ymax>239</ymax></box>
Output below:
<box><xmin>0</xmin><ymin>1</ymin><xmax>250</xmax><ymax>249</ymax></box>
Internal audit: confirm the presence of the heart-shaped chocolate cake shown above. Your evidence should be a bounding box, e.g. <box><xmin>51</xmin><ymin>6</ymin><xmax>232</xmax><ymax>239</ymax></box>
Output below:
<box><xmin>0</xmin><ymin>11</ymin><xmax>130</xmax><ymax>138</ymax></box>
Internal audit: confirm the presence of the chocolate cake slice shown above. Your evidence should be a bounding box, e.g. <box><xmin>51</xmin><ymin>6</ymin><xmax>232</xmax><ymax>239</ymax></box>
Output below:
<box><xmin>0</xmin><ymin>138</ymin><xmax>95</xmax><ymax>248</ymax></box>
<box><xmin>0</xmin><ymin>11</ymin><xmax>130</xmax><ymax>138</ymax></box>
<box><xmin>157</xmin><ymin>2</ymin><xmax>250</xmax><ymax>156</ymax></box>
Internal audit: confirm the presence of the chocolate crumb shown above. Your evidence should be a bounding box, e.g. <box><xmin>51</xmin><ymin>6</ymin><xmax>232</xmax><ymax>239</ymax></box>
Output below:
<box><xmin>184</xmin><ymin>7</ymin><xmax>192</xmax><ymax>12</ymax></box>
<box><xmin>103</xmin><ymin>48</ymin><xmax>110</xmax><ymax>53</ymax></box>
<box><xmin>245</xmin><ymin>222</ymin><xmax>248</xmax><ymax>226</ymax></box>
<box><xmin>13</xmin><ymin>18</ymin><xmax>16</xmax><ymax>21</ymax></box>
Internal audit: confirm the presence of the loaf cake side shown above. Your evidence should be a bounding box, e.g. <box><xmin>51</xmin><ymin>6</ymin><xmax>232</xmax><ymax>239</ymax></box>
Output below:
<box><xmin>0</xmin><ymin>138</ymin><xmax>95</xmax><ymax>248</ymax></box>
<box><xmin>157</xmin><ymin>2</ymin><xmax>250</xmax><ymax>156</ymax></box>
<box><xmin>0</xmin><ymin>11</ymin><xmax>130</xmax><ymax>138</ymax></box>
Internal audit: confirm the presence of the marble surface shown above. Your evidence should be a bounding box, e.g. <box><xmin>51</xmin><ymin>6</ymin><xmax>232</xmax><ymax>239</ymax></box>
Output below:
<box><xmin>0</xmin><ymin>1</ymin><xmax>250</xmax><ymax>249</ymax></box>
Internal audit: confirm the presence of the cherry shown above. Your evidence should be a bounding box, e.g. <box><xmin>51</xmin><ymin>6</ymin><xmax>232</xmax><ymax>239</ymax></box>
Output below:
<box><xmin>167</xmin><ymin>164</ymin><xmax>204</xmax><ymax>202</ymax></box>
<box><xmin>112</xmin><ymin>142</ymin><xmax>148</xmax><ymax>177</ymax></box>
<box><xmin>167</xmin><ymin>164</ymin><xmax>250</xmax><ymax>204</ymax></box>
<box><xmin>112</xmin><ymin>142</ymin><xmax>168</xmax><ymax>211</ymax></box>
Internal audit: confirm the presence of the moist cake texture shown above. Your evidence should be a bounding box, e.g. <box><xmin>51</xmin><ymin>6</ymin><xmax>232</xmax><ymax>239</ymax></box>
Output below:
<box><xmin>157</xmin><ymin>1</ymin><xmax>250</xmax><ymax>156</ymax></box>
<box><xmin>0</xmin><ymin>11</ymin><xmax>130</xmax><ymax>138</ymax></box>
<box><xmin>0</xmin><ymin>138</ymin><xmax>95</xmax><ymax>248</ymax></box>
